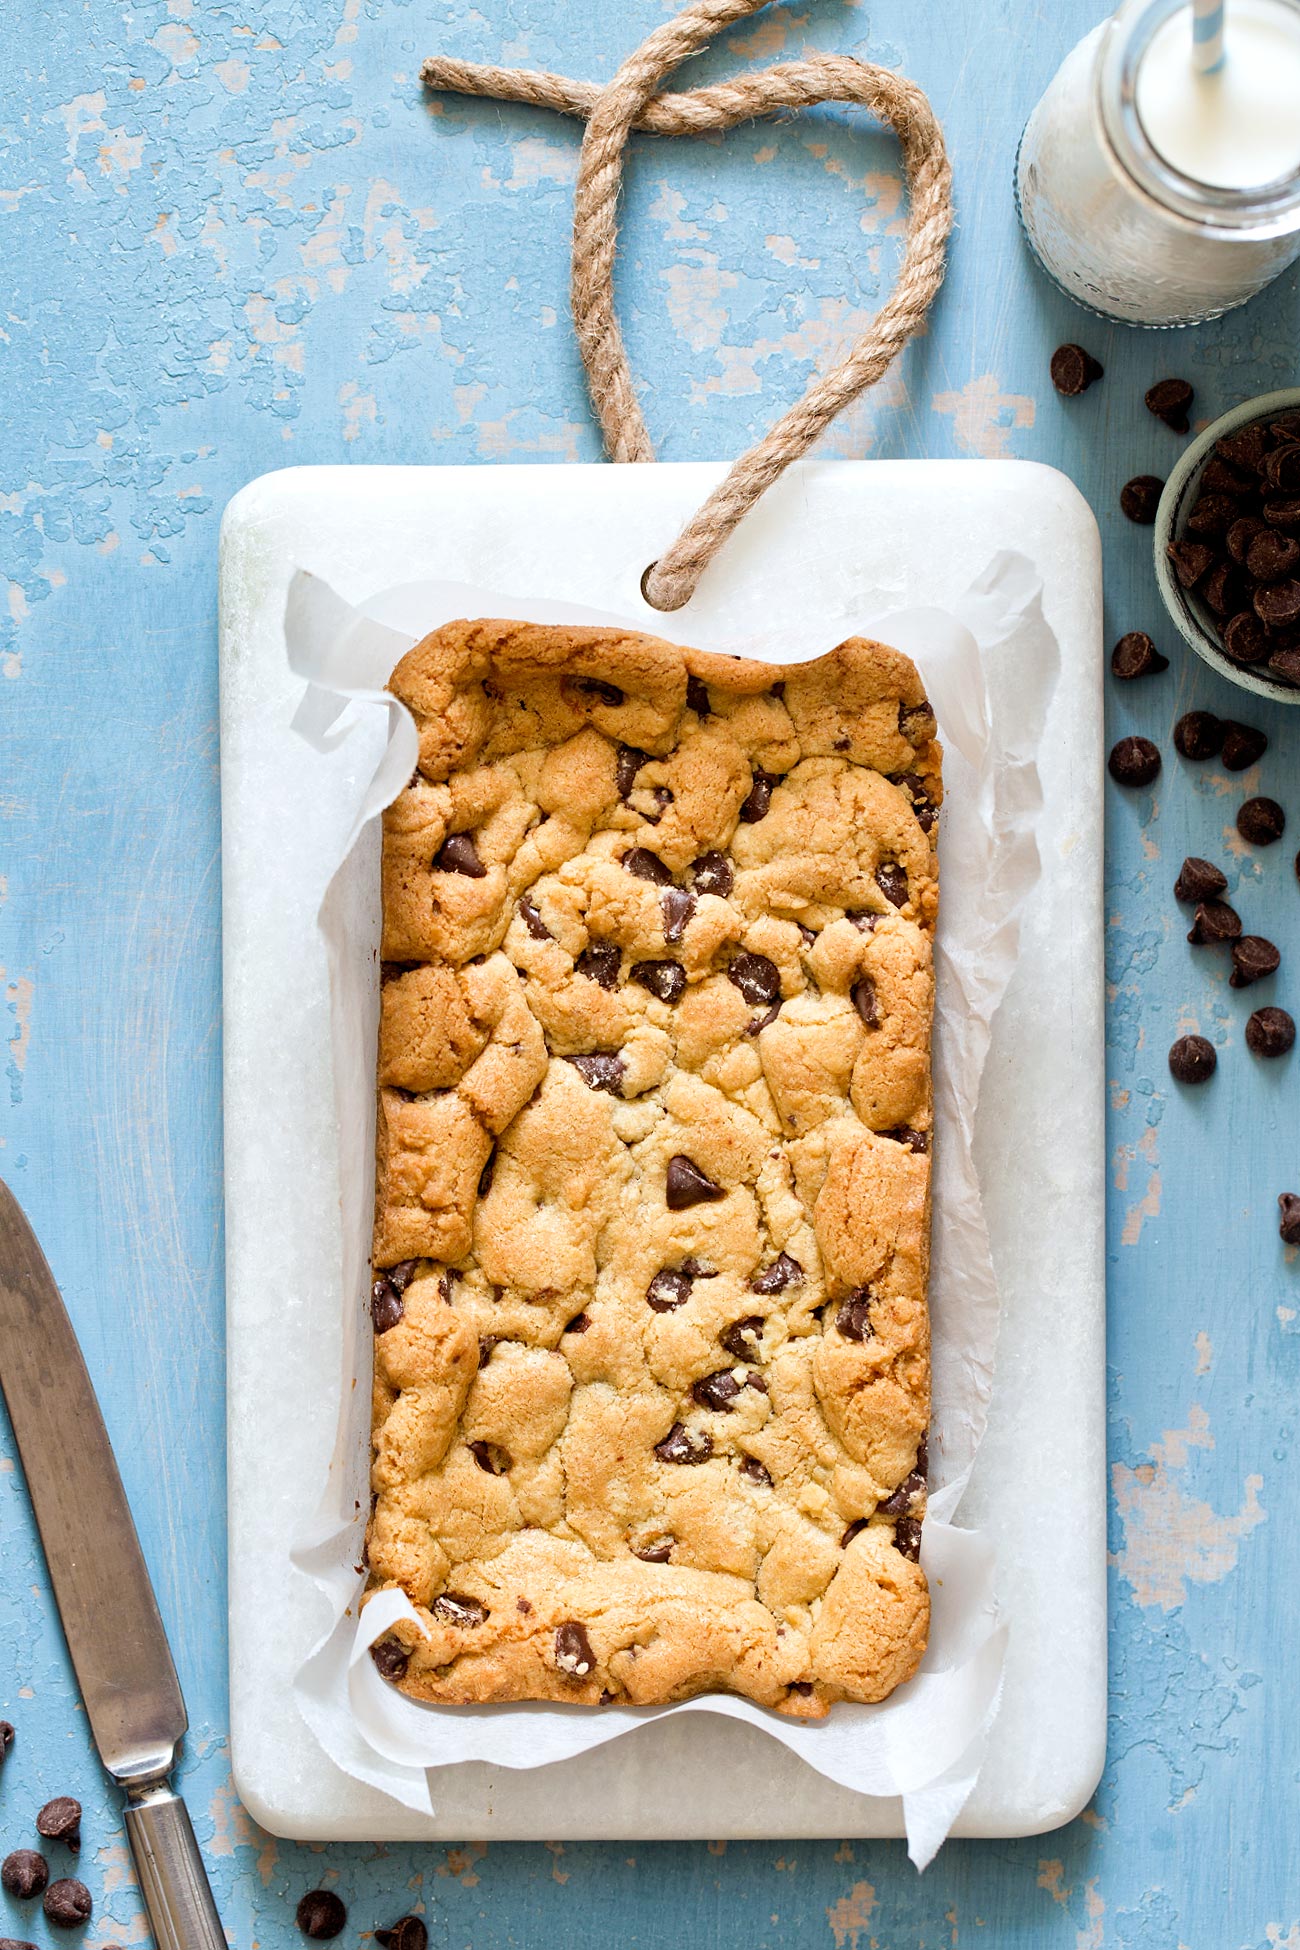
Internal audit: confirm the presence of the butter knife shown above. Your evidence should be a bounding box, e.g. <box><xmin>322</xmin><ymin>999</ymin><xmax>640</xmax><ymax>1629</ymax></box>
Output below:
<box><xmin>0</xmin><ymin>1177</ymin><xmax>227</xmax><ymax>1950</ymax></box>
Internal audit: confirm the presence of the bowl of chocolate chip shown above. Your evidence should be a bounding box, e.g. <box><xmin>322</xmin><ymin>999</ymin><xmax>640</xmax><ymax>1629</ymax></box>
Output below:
<box><xmin>1155</xmin><ymin>388</ymin><xmax>1300</xmax><ymax>701</ymax></box>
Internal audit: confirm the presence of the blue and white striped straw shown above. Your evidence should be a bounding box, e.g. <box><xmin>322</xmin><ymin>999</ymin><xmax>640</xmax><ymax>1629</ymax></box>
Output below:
<box><xmin>1193</xmin><ymin>0</ymin><xmax>1226</xmax><ymax>73</ymax></box>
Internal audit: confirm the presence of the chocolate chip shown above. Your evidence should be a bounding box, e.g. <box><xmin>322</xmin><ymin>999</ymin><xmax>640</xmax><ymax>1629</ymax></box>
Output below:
<box><xmin>1265</xmin><ymin>444</ymin><xmax>1300</xmax><ymax>492</ymax></box>
<box><xmin>517</xmin><ymin>897</ymin><xmax>551</xmax><ymax>940</ymax></box>
<box><xmin>43</xmin><ymin>1882</ymin><xmax>92</xmax><ymax>1931</ymax></box>
<box><xmin>835</xmin><ymin>1291</ymin><xmax>873</xmax><ymax>1341</ymax></box>
<box><xmin>1230</xmin><ymin>936</ymin><xmax>1280</xmax><ymax>988</ymax></box>
<box><xmin>574</xmin><ymin>676</ymin><xmax>624</xmax><ymax>707</ymax></box>
<box><xmin>477</xmin><ymin>1335</ymin><xmax>498</xmax><ymax>1368</ymax></box>
<box><xmin>652</xmin><ymin>889</ymin><xmax>692</xmax><ymax>948</ymax></box>
<box><xmin>646</xmin><ymin>1266</ymin><xmax>694</xmax><ymax>1312</ymax></box>
<box><xmin>846</xmin><ymin>909</ymin><xmax>877</xmax><ymax>932</ymax></box>
<box><xmin>1247</xmin><ymin>1006</ymin><xmax>1295</xmax><ymax>1058</ymax></box>
<box><xmin>883</xmin><ymin>1125</ymin><xmax>930</xmax><ymax>1153</ymax></box>
<box><xmin>1173</xmin><ymin>856</ymin><xmax>1227</xmax><ymax>904</ymax></box>
<box><xmin>376</xmin><ymin>1917</ymin><xmax>428</xmax><ymax>1950</ymax></box>
<box><xmin>431</xmin><ymin>1592</ymin><xmax>488</xmax><ymax>1627</ymax></box>
<box><xmin>467</xmin><ymin>1439</ymin><xmax>512</xmax><ymax>1474</ymax></box>
<box><xmin>666</xmin><ymin>1154</ymin><xmax>724</xmax><ymax>1209</ymax></box>
<box><xmin>1238</xmin><ymin>796</ymin><xmax>1285</xmax><ymax>845</ymax></box>
<box><xmin>1271</xmin><ymin>644</ymin><xmax>1300</xmax><ymax>686</ymax></box>
<box><xmin>1168</xmin><ymin>1034</ymin><xmax>1216</xmax><ymax>1084</ymax></box>
<box><xmin>296</xmin><ymin>1894</ymin><xmax>345</xmax><ymax>1941</ymax></box>
<box><xmin>2</xmin><ymin>1853</ymin><xmax>48</xmax><ymax>1900</ymax></box>
<box><xmin>434</xmin><ymin>832</ymin><xmax>486</xmax><ymax>878</ymax></box>
<box><xmin>728</xmin><ymin>952</ymin><xmax>781</xmax><ymax>1006</ymax></box>
<box><xmin>654</xmin><ymin>1422</ymin><xmax>713</xmax><ymax>1465</ymax></box>
<box><xmin>35</xmin><ymin>1802</ymin><xmax>80</xmax><ymax>1853</ymax></box>
<box><xmin>1185</xmin><ymin>491</ymin><xmax>1237</xmax><ymax>537</ymax></box>
<box><xmin>631</xmin><ymin>959</ymin><xmax>686</xmax><ymax>1004</ymax></box>
<box><xmin>1265</xmin><ymin>496</ymin><xmax>1300</xmax><ymax>530</ymax></box>
<box><xmin>1121</xmin><ymin>475</ymin><xmax>1164</xmax><ymax>523</ymax></box>
<box><xmin>746</xmin><ymin>1002</ymin><xmax>781</xmax><ymax>1036</ymax></box>
<box><xmin>689</xmin><ymin>850</ymin><xmax>733</xmax><ymax>897</ymax></box>
<box><xmin>1173</xmin><ymin>711</ymin><xmax>1223</xmax><ymax>760</ymax></box>
<box><xmin>615</xmin><ymin>745</ymin><xmax>649</xmax><ymax>798</ymax></box>
<box><xmin>1279</xmin><ymin>1193</ymin><xmax>1300</xmax><ymax>1245</ymax></box>
<box><xmin>899</xmin><ymin>699</ymin><xmax>936</xmax><ymax>742</ymax></box>
<box><xmin>840</xmin><ymin>1518</ymin><xmax>870</xmax><ymax>1547</ymax></box>
<box><xmin>1218</xmin><ymin>423</ymin><xmax>1269</xmax><ymax>473</ymax></box>
<box><xmin>890</xmin><ymin>771</ymin><xmax>938</xmax><ymax>831</ymax></box>
<box><xmin>1108</xmin><ymin>736</ymin><xmax>1161</xmax><ymax>788</ymax></box>
<box><xmin>740</xmin><ymin>1456</ymin><xmax>772</xmax><ymax>1486</ymax></box>
<box><xmin>875</xmin><ymin>862</ymin><xmax>909</xmax><ymax>906</ymax></box>
<box><xmin>1188</xmin><ymin>899</ymin><xmax>1241</xmax><ymax>944</ymax></box>
<box><xmin>1247</xmin><ymin>529</ymin><xmax>1300</xmax><ymax>581</ymax></box>
<box><xmin>1227</xmin><ymin>515</ymin><xmax>1267</xmax><ymax>564</ymax></box>
<box><xmin>0</xmin><ymin>1721</ymin><xmax>12</xmax><ymax>1767</ymax></box>
<box><xmin>631</xmin><ymin>1537</ymin><xmax>673</xmax><ymax>1563</ymax></box>
<box><xmin>1110</xmin><ymin>630</ymin><xmax>1169</xmax><ymax>679</ymax></box>
<box><xmin>1145</xmin><ymin>377</ymin><xmax>1193</xmax><ymax>431</ymax></box>
<box><xmin>1050</xmin><ymin>343</ymin><xmax>1104</xmax><ymax>395</ymax></box>
<box><xmin>371</xmin><ymin>1277</ymin><xmax>404</xmax><ymax>1334</ymax></box>
<box><xmin>751</xmin><ymin>1251</ymin><xmax>802</xmax><ymax>1293</ymax></box>
<box><xmin>878</xmin><ymin>1469</ymin><xmax>927</xmax><ymax>1516</ymax></box>
<box><xmin>893</xmin><ymin>1517</ymin><xmax>923</xmax><ymax>1562</ymax></box>
<box><xmin>720</xmin><ymin>1315</ymin><xmax>765</xmax><ymax>1359</ymax></box>
<box><xmin>622</xmin><ymin>846</ymin><xmax>673</xmax><ymax>884</ymax></box>
<box><xmin>1203</xmin><ymin>560</ymin><xmax>1242</xmax><ymax>617</ymax></box>
<box><xmin>1223</xmin><ymin>612</ymin><xmax>1270</xmax><ymax>665</ymax></box>
<box><xmin>369</xmin><ymin>1637</ymin><xmax>410</xmax><ymax>1682</ymax></box>
<box><xmin>575</xmin><ymin>942</ymin><xmax>621</xmax><ymax>989</ymax></box>
<box><xmin>564</xmin><ymin>1053</ymin><xmax>624</xmax><ymax>1099</ymax></box>
<box><xmin>692</xmin><ymin>1369</ymin><xmax>744</xmax><ymax>1411</ymax></box>
<box><xmin>564</xmin><ymin>1312</ymin><xmax>591</xmax><ymax>1334</ymax></box>
<box><xmin>0</xmin><ymin>1937</ymin><xmax>39</xmax><ymax>1950</ymax></box>
<box><xmin>686</xmin><ymin>674</ymin><xmax>711</xmax><ymax>716</ymax></box>
<box><xmin>389</xmin><ymin>1260</ymin><xmax>418</xmax><ymax>1290</ymax></box>
<box><xmin>1255</xmin><ymin>579</ymin><xmax>1300</xmax><ymax>626</ymax></box>
<box><xmin>841</xmin><ymin>973</ymin><xmax>880</xmax><ymax>1031</ymax></box>
<box><xmin>477</xmin><ymin>1148</ymin><xmax>496</xmax><ymax>1197</ymax></box>
<box><xmin>739</xmin><ymin>770</ymin><xmax>778</xmax><ymax>822</ymax></box>
<box><xmin>1222</xmin><ymin>722</ymin><xmax>1268</xmax><ymax>769</ymax></box>
<box><xmin>1167</xmin><ymin>538</ymin><xmax>1214</xmax><ymax>588</ymax></box>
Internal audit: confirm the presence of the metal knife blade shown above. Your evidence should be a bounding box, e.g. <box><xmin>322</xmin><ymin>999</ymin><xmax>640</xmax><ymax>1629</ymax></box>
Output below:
<box><xmin>0</xmin><ymin>1177</ymin><xmax>187</xmax><ymax>1786</ymax></box>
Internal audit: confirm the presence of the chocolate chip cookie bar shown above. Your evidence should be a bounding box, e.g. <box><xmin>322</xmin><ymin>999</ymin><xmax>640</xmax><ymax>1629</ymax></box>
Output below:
<box><xmin>366</xmin><ymin>619</ymin><xmax>938</xmax><ymax>1717</ymax></box>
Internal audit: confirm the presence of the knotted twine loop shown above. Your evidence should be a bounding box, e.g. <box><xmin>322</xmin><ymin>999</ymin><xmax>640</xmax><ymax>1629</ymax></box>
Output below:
<box><xmin>422</xmin><ymin>0</ymin><xmax>952</xmax><ymax>611</ymax></box>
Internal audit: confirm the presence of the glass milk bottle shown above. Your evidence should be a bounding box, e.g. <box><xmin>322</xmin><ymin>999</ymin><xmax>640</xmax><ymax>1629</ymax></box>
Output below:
<box><xmin>1016</xmin><ymin>0</ymin><xmax>1300</xmax><ymax>326</ymax></box>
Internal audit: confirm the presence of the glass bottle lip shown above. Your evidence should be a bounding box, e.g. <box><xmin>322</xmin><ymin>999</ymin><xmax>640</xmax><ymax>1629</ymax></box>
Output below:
<box><xmin>1096</xmin><ymin>0</ymin><xmax>1300</xmax><ymax>239</ymax></box>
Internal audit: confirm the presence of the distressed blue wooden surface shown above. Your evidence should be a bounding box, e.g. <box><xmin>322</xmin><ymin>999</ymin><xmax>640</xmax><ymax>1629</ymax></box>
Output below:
<box><xmin>2</xmin><ymin>0</ymin><xmax>1299</xmax><ymax>1941</ymax></box>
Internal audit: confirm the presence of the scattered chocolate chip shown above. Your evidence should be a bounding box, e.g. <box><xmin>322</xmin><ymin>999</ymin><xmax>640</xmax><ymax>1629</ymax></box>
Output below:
<box><xmin>1173</xmin><ymin>711</ymin><xmax>1223</xmax><ymax>760</ymax></box>
<box><xmin>431</xmin><ymin>1592</ymin><xmax>488</xmax><ymax>1627</ymax></box>
<box><xmin>1167</xmin><ymin>538</ymin><xmax>1214</xmax><ymax>588</ymax></box>
<box><xmin>1221</xmin><ymin>721</ymin><xmax>1268</xmax><ymax>768</ymax></box>
<box><xmin>740</xmin><ymin>1456</ymin><xmax>773</xmax><ymax>1487</ymax></box>
<box><xmin>573</xmin><ymin>676</ymin><xmax>623</xmax><ymax>707</ymax></box>
<box><xmin>1256</xmin><ymin>579</ymin><xmax>1300</xmax><ymax>626</ymax></box>
<box><xmin>1173</xmin><ymin>856</ymin><xmax>1227</xmax><ymax>904</ymax></box>
<box><xmin>615</xmin><ymin>744</ymin><xmax>649</xmax><ymax>798</ymax></box>
<box><xmin>622</xmin><ymin>846</ymin><xmax>673</xmax><ymax>884</ymax></box>
<box><xmin>689</xmin><ymin>850</ymin><xmax>733</xmax><ymax>897</ymax></box>
<box><xmin>661</xmin><ymin>886</ymin><xmax>695</xmax><ymax>944</ymax></box>
<box><xmin>35</xmin><ymin>1802</ymin><xmax>80</xmax><ymax>1853</ymax></box>
<box><xmin>1145</xmin><ymin>377</ymin><xmax>1193</xmax><ymax>431</ymax></box>
<box><xmin>1187</xmin><ymin>899</ymin><xmax>1242</xmax><ymax>945</ymax></box>
<box><xmin>739</xmin><ymin>770</ymin><xmax>778</xmax><ymax>822</ymax></box>
<box><xmin>875</xmin><ymin>862</ymin><xmax>909</xmax><ymax>907</ymax></box>
<box><xmin>517</xmin><ymin>897</ymin><xmax>551</xmax><ymax>940</ymax></box>
<box><xmin>631</xmin><ymin>958</ymin><xmax>686</xmax><ymax>1004</ymax></box>
<box><xmin>728</xmin><ymin>952</ymin><xmax>781</xmax><ymax>1006</ymax></box>
<box><xmin>1050</xmin><ymin>343</ymin><xmax>1104</xmax><ymax>395</ymax></box>
<box><xmin>835</xmin><ymin>1291</ymin><xmax>874</xmax><ymax>1341</ymax></box>
<box><xmin>685</xmin><ymin>674</ymin><xmax>711</xmax><ymax>716</ymax></box>
<box><xmin>370</xmin><ymin>1637</ymin><xmax>410</xmax><ymax>1682</ymax></box>
<box><xmin>1238</xmin><ymin>796</ymin><xmax>1285</xmax><ymax>845</ymax></box>
<box><xmin>376</xmin><ymin>1917</ymin><xmax>428</xmax><ymax>1950</ymax></box>
<box><xmin>1169</xmin><ymin>1034</ymin><xmax>1216</xmax><ymax>1084</ymax></box>
<box><xmin>631</xmin><ymin>1536</ymin><xmax>673</xmax><ymax>1563</ymax></box>
<box><xmin>1121</xmin><ymin>475</ymin><xmax>1164</xmax><ymax>523</ymax></box>
<box><xmin>2</xmin><ymin>1853</ymin><xmax>48</xmax><ymax>1900</ymax></box>
<box><xmin>720</xmin><ymin>1316</ymin><xmax>764</xmax><ymax>1360</ymax></box>
<box><xmin>1230</xmin><ymin>936</ymin><xmax>1280</xmax><ymax>988</ymax></box>
<box><xmin>296</xmin><ymin>1894</ymin><xmax>345</xmax><ymax>1941</ymax></box>
<box><xmin>1110</xmin><ymin>630</ymin><xmax>1169</xmax><ymax>679</ymax></box>
<box><xmin>370</xmin><ymin>1278</ymin><xmax>403</xmax><ymax>1334</ymax></box>
<box><xmin>467</xmin><ymin>1440</ymin><xmax>512</xmax><ymax>1474</ymax></box>
<box><xmin>1278</xmin><ymin>1193</ymin><xmax>1300</xmax><ymax>1245</ymax></box>
<box><xmin>1223</xmin><ymin>611</ymin><xmax>1270</xmax><ymax>665</ymax></box>
<box><xmin>654</xmin><ymin>1423</ymin><xmax>713</xmax><ymax>1465</ymax></box>
<box><xmin>1185</xmin><ymin>491</ymin><xmax>1238</xmax><ymax>537</ymax></box>
<box><xmin>646</xmin><ymin>1266</ymin><xmax>694</xmax><ymax>1313</ymax></box>
<box><xmin>1108</xmin><ymin>736</ymin><xmax>1161</xmax><ymax>788</ymax></box>
<box><xmin>1247</xmin><ymin>1006</ymin><xmax>1295</xmax><ymax>1058</ymax></box>
<box><xmin>565</xmin><ymin>1052</ymin><xmax>626</xmax><ymax>1094</ymax></box>
<box><xmin>575</xmin><ymin>941</ymin><xmax>621</xmax><ymax>989</ymax></box>
<box><xmin>893</xmin><ymin>1517</ymin><xmax>923</xmax><ymax>1562</ymax></box>
<box><xmin>692</xmin><ymin>1369</ymin><xmax>744</xmax><ymax>1411</ymax></box>
<box><xmin>1247</xmin><ymin>529</ymin><xmax>1300</xmax><ymax>581</ymax></box>
<box><xmin>1266</xmin><ymin>444</ymin><xmax>1300</xmax><ymax>492</ymax></box>
<box><xmin>879</xmin><ymin>1469</ymin><xmax>927</xmax><ymax>1516</ymax></box>
<box><xmin>564</xmin><ymin>1312</ymin><xmax>591</xmax><ymax>1335</ymax></box>
<box><xmin>751</xmin><ymin>1252</ymin><xmax>802</xmax><ymax>1293</ymax></box>
<box><xmin>43</xmin><ymin>1882</ymin><xmax>92</xmax><ymax>1931</ymax></box>
<box><xmin>434</xmin><ymin>832</ymin><xmax>486</xmax><ymax>878</ymax></box>
<box><xmin>666</xmin><ymin>1155</ymin><xmax>724</xmax><ymax>1209</ymax></box>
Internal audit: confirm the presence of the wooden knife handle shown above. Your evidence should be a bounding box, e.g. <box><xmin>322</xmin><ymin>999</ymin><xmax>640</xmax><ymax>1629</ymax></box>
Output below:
<box><xmin>123</xmin><ymin>1785</ymin><xmax>228</xmax><ymax>1950</ymax></box>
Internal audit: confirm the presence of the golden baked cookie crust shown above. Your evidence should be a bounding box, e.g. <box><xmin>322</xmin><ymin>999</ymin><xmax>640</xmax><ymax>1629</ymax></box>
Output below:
<box><xmin>366</xmin><ymin>618</ymin><xmax>938</xmax><ymax>1718</ymax></box>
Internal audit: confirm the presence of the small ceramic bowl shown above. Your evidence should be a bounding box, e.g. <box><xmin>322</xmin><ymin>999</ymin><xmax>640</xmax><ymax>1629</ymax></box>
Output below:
<box><xmin>1153</xmin><ymin>386</ymin><xmax>1300</xmax><ymax>704</ymax></box>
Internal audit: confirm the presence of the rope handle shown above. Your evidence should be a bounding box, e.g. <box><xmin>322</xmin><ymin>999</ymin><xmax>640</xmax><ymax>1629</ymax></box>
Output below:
<box><xmin>423</xmin><ymin>0</ymin><xmax>953</xmax><ymax>610</ymax></box>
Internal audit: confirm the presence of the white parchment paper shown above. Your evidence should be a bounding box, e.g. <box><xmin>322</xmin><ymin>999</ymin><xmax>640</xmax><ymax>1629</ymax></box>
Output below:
<box><xmin>285</xmin><ymin>555</ymin><xmax>1058</xmax><ymax>1869</ymax></box>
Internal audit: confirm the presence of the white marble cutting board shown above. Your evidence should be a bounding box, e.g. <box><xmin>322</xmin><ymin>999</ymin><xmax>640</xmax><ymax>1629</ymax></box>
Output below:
<box><xmin>220</xmin><ymin>458</ymin><xmax>1105</xmax><ymax>1839</ymax></box>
